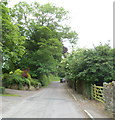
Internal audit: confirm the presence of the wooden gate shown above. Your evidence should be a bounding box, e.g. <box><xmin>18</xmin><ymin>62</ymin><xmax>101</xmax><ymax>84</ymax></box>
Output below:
<box><xmin>91</xmin><ymin>84</ymin><xmax>105</xmax><ymax>103</ymax></box>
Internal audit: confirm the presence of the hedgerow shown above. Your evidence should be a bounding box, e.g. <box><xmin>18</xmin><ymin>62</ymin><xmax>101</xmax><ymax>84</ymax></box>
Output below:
<box><xmin>60</xmin><ymin>44</ymin><xmax>113</xmax><ymax>86</ymax></box>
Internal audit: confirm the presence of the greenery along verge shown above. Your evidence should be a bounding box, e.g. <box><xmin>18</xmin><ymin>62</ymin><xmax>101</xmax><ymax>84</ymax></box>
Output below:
<box><xmin>0</xmin><ymin>93</ymin><xmax>21</xmax><ymax>97</ymax></box>
<box><xmin>0</xmin><ymin>87</ymin><xmax>5</xmax><ymax>94</ymax></box>
<box><xmin>2</xmin><ymin>69</ymin><xmax>42</xmax><ymax>90</ymax></box>
<box><xmin>58</xmin><ymin>44</ymin><xmax>114</xmax><ymax>85</ymax></box>
<box><xmin>57</xmin><ymin>44</ymin><xmax>114</xmax><ymax>99</ymax></box>
<box><xmin>2</xmin><ymin>1</ymin><xmax>78</xmax><ymax>89</ymax></box>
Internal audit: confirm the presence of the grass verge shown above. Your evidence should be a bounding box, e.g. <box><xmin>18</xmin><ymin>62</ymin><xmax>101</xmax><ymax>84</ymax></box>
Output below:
<box><xmin>0</xmin><ymin>93</ymin><xmax>21</xmax><ymax>97</ymax></box>
<box><xmin>50</xmin><ymin>76</ymin><xmax>60</xmax><ymax>81</ymax></box>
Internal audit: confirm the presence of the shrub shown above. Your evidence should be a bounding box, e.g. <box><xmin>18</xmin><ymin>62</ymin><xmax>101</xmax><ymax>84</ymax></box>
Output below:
<box><xmin>39</xmin><ymin>75</ymin><xmax>50</xmax><ymax>86</ymax></box>
<box><xmin>13</xmin><ymin>69</ymin><xmax>32</xmax><ymax>80</ymax></box>
<box><xmin>27</xmin><ymin>72</ymin><xmax>32</xmax><ymax>81</ymax></box>
<box><xmin>48</xmin><ymin>74</ymin><xmax>60</xmax><ymax>81</ymax></box>
<box><xmin>22</xmin><ymin>77</ymin><xmax>31</xmax><ymax>88</ymax></box>
<box><xmin>64</xmin><ymin>44</ymin><xmax>113</xmax><ymax>86</ymax></box>
<box><xmin>3</xmin><ymin>68</ymin><xmax>42</xmax><ymax>90</ymax></box>
<box><xmin>2</xmin><ymin>73</ymin><xmax>10</xmax><ymax>87</ymax></box>
<box><xmin>6</xmin><ymin>74</ymin><xmax>31</xmax><ymax>90</ymax></box>
<box><xmin>14</xmin><ymin>69</ymin><xmax>23</xmax><ymax>76</ymax></box>
<box><xmin>22</xmin><ymin>70</ymin><xmax>28</xmax><ymax>78</ymax></box>
<box><xmin>31</xmin><ymin>80</ymin><xmax>41</xmax><ymax>88</ymax></box>
<box><xmin>0</xmin><ymin>87</ymin><xmax>5</xmax><ymax>94</ymax></box>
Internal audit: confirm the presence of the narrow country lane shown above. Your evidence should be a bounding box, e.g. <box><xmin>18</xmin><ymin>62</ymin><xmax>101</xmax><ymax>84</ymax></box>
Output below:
<box><xmin>3</xmin><ymin>81</ymin><xmax>87</xmax><ymax>118</ymax></box>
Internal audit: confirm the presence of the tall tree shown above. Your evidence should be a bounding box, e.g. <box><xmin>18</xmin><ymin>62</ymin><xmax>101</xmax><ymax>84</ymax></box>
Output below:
<box><xmin>1</xmin><ymin>1</ymin><xmax>26</xmax><ymax>72</ymax></box>
<box><xmin>18</xmin><ymin>26</ymin><xmax>63</xmax><ymax>78</ymax></box>
<box><xmin>8</xmin><ymin>1</ymin><xmax>78</xmax><ymax>78</ymax></box>
<box><xmin>10</xmin><ymin>1</ymin><xmax>78</xmax><ymax>45</ymax></box>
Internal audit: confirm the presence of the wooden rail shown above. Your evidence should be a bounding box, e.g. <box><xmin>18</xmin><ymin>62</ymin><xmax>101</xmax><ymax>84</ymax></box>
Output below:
<box><xmin>91</xmin><ymin>84</ymin><xmax>105</xmax><ymax>103</ymax></box>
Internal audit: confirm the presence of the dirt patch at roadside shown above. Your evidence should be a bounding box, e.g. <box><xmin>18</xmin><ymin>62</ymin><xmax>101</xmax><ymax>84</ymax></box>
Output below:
<box><xmin>4</xmin><ymin>88</ymin><xmax>41</xmax><ymax>97</ymax></box>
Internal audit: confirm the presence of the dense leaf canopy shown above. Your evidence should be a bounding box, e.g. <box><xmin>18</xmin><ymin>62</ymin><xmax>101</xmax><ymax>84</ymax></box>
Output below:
<box><xmin>59</xmin><ymin>44</ymin><xmax>114</xmax><ymax>85</ymax></box>
<box><xmin>2</xmin><ymin>1</ymin><xmax>78</xmax><ymax>80</ymax></box>
<box><xmin>1</xmin><ymin>2</ymin><xmax>26</xmax><ymax>72</ymax></box>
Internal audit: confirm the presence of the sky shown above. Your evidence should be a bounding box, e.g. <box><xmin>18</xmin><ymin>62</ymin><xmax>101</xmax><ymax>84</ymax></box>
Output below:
<box><xmin>8</xmin><ymin>0</ymin><xmax>113</xmax><ymax>50</ymax></box>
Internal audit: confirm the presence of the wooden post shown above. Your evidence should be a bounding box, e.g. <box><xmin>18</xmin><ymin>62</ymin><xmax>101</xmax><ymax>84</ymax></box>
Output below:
<box><xmin>91</xmin><ymin>84</ymin><xmax>93</xmax><ymax>100</ymax></box>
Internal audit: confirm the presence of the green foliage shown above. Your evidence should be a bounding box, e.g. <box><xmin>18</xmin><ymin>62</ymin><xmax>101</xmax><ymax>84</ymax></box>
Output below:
<box><xmin>2</xmin><ymin>73</ymin><xmax>9</xmax><ymax>80</ymax></box>
<box><xmin>2</xmin><ymin>1</ymin><xmax>78</xmax><ymax>88</ymax></box>
<box><xmin>0</xmin><ymin>93</ymin><xmax>21</xmax><ymax>97</ymax></box>
<box><xmin>6</xmin><ymin>74</ymin><xmax>30</xmax><ymax>89</ymax></box>
<box><xmin>39</xmin><ymin>75</ymin><xmax>51</xmax><ymax>86</ymax></box>
<box><xmin>14</xmin><ymin>69</ymin><xmax>23</xmax><ymax>75</ymax></box>
<box><xmin>31</xmin><ymin>79</ymin><xmax>41</xmax><ymax>88</ymax></box>
<box><xmin>1</xmin><ymin>2</ymin><xmax>26</xmax><ymax>73</ymax></box>
<box><xmin>48</xmin><ymin>74</ymin><xmax>60</xmax><ymax>81</ymax></box>
<box><xmin>63</xmin><ymin>44</ymin><xmax>113</xmax><ymax>85</ymax></box>
<box><xmin>19</xmin><ymin>26</ymin><xmax>63</xmax><ymax>78</ymax></box>
<box><xmin>3</xmin><ymin>69</ymin><xmax>32</xmax><ymax>89</ymax></box>
<box><xmin>10</xmin><ymin>1</ymin><xmax>78</xmax><ymax>44</ymax></box>
<box><xmin>3</xmin><ymin>68</ymin><xmax>42</xmax><ymax>89</ymax></box>
<box><xmin>9</xmin><ymin>2</ymin><xmax>78</xmax><ymax>78</ymax></box>
<box><xmin>0</xmin><ymin>87</ymin><xmax>5</xmax><ymax>94</ymax></box>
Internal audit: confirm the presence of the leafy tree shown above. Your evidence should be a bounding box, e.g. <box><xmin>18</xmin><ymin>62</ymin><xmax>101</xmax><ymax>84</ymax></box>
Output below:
<box><xmin>9</xmin><ymin>2</ymin><xmax>77</xmax><ymax>78</ymax></box>
<box><xmin>63</xmin><ymin>44</ymin><xmax>113</xmax><ymax>86</ymax></box>
<box><xmin>1</xmin><ymin>2</ymin><xmax>26</xmax><ymax>73</ymax></box>
<box><xmin>17</xmin><ymin>26</ymin><xmax>63</xmax><ymax>78</ymax></box>
<box><xmin>10</xmin><ymin>1</ymin><xmax>32</xmax><ymax>36</ymax></box>
<box><xmin>10</xmin><ymin>1</ymin><xmax>78</xmax><ymax>45</ymax></box>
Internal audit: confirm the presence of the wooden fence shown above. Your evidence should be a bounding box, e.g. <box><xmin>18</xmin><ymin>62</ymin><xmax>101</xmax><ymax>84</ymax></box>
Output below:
<box><xmin>91</xmin><ymin>84</ymin><xmax>105</xmax><ymax>103</ymax></box>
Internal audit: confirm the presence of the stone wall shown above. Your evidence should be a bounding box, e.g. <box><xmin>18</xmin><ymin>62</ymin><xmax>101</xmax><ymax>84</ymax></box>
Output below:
<box><xmin>103</xmin><ymin>81</ymin><xmax>115</xmax><ymax>118</ymax></box>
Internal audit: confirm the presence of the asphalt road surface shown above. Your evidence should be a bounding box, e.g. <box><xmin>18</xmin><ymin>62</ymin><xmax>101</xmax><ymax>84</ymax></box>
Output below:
<box><xmin>3</xmin><ymin>81</ymin><xmax>87</xmax><ymax>118</ymax></box>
